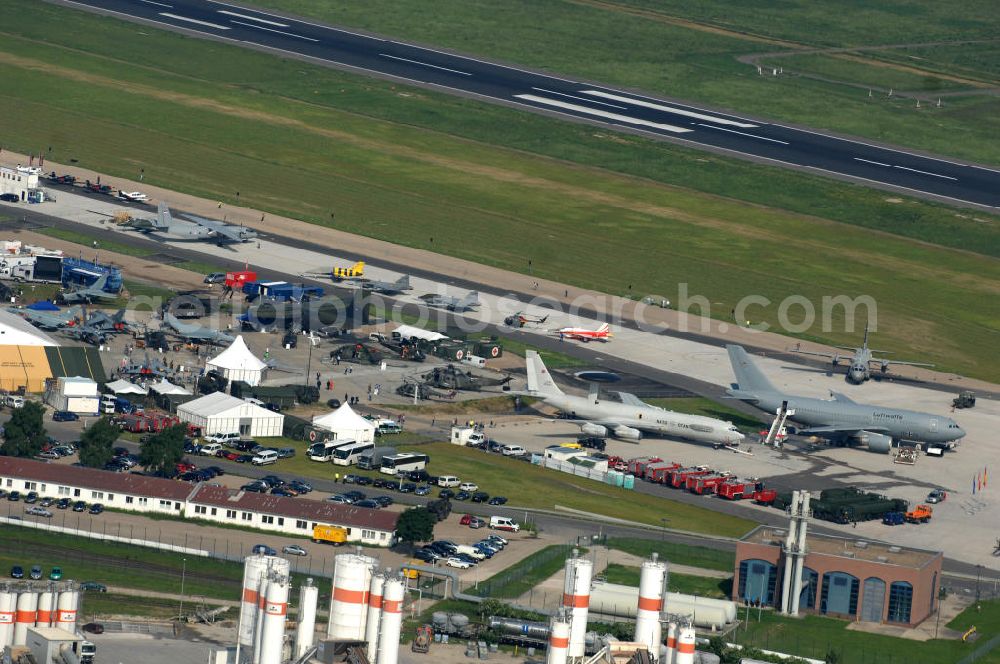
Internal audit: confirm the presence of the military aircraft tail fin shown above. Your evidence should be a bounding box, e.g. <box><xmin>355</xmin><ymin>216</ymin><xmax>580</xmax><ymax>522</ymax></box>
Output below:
<box><xmin>726</xmin><ymin>345</ymin><xmax>778</xmax><ymax>396</ymax></box>
<box><xmin>394</xmin><ymin>275</ymin><xmax>411</xmax><ymax>290</ymax></box>
<box><xmin>525</xmin><ymin>350</ymin><xmax>563</xmax><ymax>397</ymax></box>
<box><xmin>156</xmin><ymin>202</ymin><xmax>173</xmax><ymax>230</ymax></box>
<box><xmin>461</xmin><ymin>291</ymin><xmax>480</xmax><ymax>308</ymax></box>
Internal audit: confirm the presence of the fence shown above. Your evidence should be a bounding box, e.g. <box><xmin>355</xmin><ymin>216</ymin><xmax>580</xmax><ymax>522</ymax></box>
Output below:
<box><xmin>957</xmin><ymin>633</ymin><xmax>1000</xmax><ymax>664</ymax></box>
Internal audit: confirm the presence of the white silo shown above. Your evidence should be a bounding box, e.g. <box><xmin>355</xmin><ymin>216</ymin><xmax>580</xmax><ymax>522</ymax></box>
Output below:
<box><xmin>546</xmin><ymin>613</ymin><xmax>571</xmax><ymax>664</ymax></box>
<box><xmin>663</xmin><ymin>622</ymin><xmax>677</xmax><ymax>664</ymax></box>
<box><xmin>327</xmin><ymin>554</ymin><xmax>377</xmax><ymax>640</ymax></box>
<box><xmin>55</xmin><ymin>587</ymin><xmax>78</xmax><ymax>633</ymax></box>
<box><xmin>365</xmin><ymin>572</ymin><xmax>386</xmax><ymax>659</ymax></box>
<box><xmin>36</xmin><ymin>588</ymin><xmax>55</xmax><ymax>628</ymax></box>
<box><xmin>295</xmin><ymin>578</ymin><xmax>319</xmax><ymax>659</ymax></box>
<box><xmin>258</xmin><ymin>572</ymin><xmax>289</xmax><ymax>664</ymax></box>
<box><xmin>240</xmin><ymin>555</ymin><xmax>271</xmax><ymax>647</ymax></box>
<box><xmin>13</xmin><ymin>591</ymin><xmax>37</xmax><ymax>645</ymax></box>
<box><xmin>0</xmin><ymin>586</ymin><xmax>16</xmax><ymax>650</ymax></box>
<box><xmin>674</xmin><ymin>625</ymin><xmax>696</xmax><ymax>664</ymax></box>
<box><xmin>634</xmin><ymin>553</ymin><xmax>667</xmax><ymax>654</ymax></box>
<box><xmin>561</xmin><ymin>550</ymin><xmax>593</xmax><ymax>659</ymax></box>
<box><xmin>375</xmin><ymin>577</ymin><xmax>404</xmax><ymax>664</ymax></box>
<box><xmin>252</xmin><ymin>578</ymin><xmax>270</xmax><ymax>664</ymax></box>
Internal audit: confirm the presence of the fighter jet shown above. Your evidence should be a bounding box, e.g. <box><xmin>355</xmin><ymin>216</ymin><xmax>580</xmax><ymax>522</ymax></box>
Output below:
<box><xmin>525</xmin><ymin>350</ymin><xmax>743</xmax><ymax>445</ymax></box>
<box><xmin>421</xmin><ymin>291</ymin><xmax>480</xmax><ymax>312</ymax></box>
<box><xmin>10</xmin><ymin>305</ymin><xmax>82</xmax><ymax>330</ymax></box>
<box><xmin>792</xmin><ymin>324</ymin><xmax>933</xmax><ymax>383</ymax></box>
<box><xmin>162</xmin><ymin>312</ymin><xmax>235</xmax><ymax>345</ymax></box>
<box><xmin>126</xmin><ymin>203</ymin><xmax>257</xmax><ymax>245</ymax></box>
<box><xmin>359</xmin><ymin>275</ymin><xmax>412</xmax><ymax>295</ymax></box>
<box><xmin>60</xmin><ymin>274</ymin><xmax>118</xmax><ymax>304</ymax></box>
<box><xmin>725</xmin><ymin>345</ymin><xmax>964</xmax><ymax>452</ymax></box>
<box><xmin>556</xmin><ymin>322</ymin><xmax>611</xmax><ymax>342</ymax></box>
<box><xmin>62</xmin><ymin>308</ymin><xmax>130</xmax><ymax>344</ymax></box>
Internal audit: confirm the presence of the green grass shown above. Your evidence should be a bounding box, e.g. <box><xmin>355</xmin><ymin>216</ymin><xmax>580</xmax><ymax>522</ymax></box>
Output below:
<box><xmin>392</xmin><ymin>395</ymin><xmax>533</xmax><ymax>415</ymax></box>
<box><xmin>35</xmin><ymin>227</ymin><xmax>155</xmax><ymax>258</ymax></box>
<box><xmin>495</xmin><ymin>336</ymin><xmax>590</xmax><ymax>369</ymax></box>
<box><xmin>602</xmin><ymin>563</ymin><xmax>731</xmax><ymax>598</ymax></box>
<box><xmin>758</xmin><ymin>53</ymin><xmax>973</xmax><ymax>91</ymax></box>
<box><xmin>80</xmin><ymin>592</ymin><xmax>228</xmax><ymax>621</ymax></box>
<box><xmin>644</xmin><ymin>397</ymin><xmax>763</xmax><ymax>432</ymax></box>
<box><xmin>606</xmin><ymin>537</ymin><xmax>736</xmax><ymax>572</ymax></box>
<box><xmin>250</xmin><ymin>0</ymin><xmax>1000</xmax><ymax>163</ymax></box>
<box><xmin>1</xmin><ymin>3</ymin><xmax>998</xmax><ymax>381</ymax></box>
<box><xmin>472</xmin><ymin>545</ymin><xmax>582</xmax><ymax>598</ymax></box>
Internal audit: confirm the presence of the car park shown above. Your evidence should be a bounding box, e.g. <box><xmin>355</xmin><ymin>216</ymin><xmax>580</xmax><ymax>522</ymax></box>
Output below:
<box><xmin>10</xmin><ymin>566</ymin><xmax>23</xmax><ymax>579</ymax></box>
<box><xmin>30</xmin><ymin>566</ymin><xmax>42</xmax><ymax>580</ymax></box>
<box><xmin>52</xmin><ymin>411</ymin><xmax>79</xmax><ymax>422</ymax></box>
<box><xmin>80</xmin><ymin>582</ymin><xmax>107</xmax><ymax>592</ymax></box>
<box><xmin>282</xmin><ymin>545</ymin><xmax>308</xmax><ymax>557</ymax></box>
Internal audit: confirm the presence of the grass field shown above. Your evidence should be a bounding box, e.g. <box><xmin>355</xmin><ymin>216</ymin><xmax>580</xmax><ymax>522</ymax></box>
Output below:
<box><xmin>80</xmin><ymin>592</ymin><xmax>227</xmax><ymax>621</ymax></box>
<box><xmin>472</xmin><ymin>544</ymin><xmax>580</xmax><ymax>598</ymax></box>
<box><xmin>2</xmin><ymin>3</ymin><xmax>999</xmax><ymax>381</ymax></box>
<box><xmin>493</xmin><ymin>336</ymin><xmax>590</xmax><ymax>369</ymax></box>
<box><xmin>605</xmin><ymin>537</ymin><xmax>735</xmax><ymax>572</ymax></box>
<box><xmin>602</xmin><ymin>563</ymin><xmax>731</xmax><ymax>598</ymax></box>
<box><xmin>251</xmin><ymin>0</ymin><xmax>1000</xmax><ymax>162</ymax></box>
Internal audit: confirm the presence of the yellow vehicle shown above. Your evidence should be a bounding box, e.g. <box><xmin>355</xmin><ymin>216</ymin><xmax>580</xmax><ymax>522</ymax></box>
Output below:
<box><xmin>559</xmin><ymin>442</ymin><xmax>583</xmax><ymax>449</ymax></box>
<box><xmin>312</xmin><ymin>525</ymin><xmax>348</xmax><ymax>546</ymax></box>
<box><xmin>402</xmin><ymin>563</ymin><xmax>420</xmax><ymax>580</ymax></box>
<box><xmin>332</xmin><ymin>261</ymin><xmax>364</xmax><ymax>280</ymax></box>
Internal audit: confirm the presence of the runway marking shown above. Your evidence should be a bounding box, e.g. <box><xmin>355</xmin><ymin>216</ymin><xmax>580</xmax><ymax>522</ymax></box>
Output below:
<box><xmin>229</xmin><ymin>20</ymin><xmax>318</xmax><ymax>42</ymax></box>
<box><xmin>158</xmin><ymin>12</ymin><xmax>230</xmax><ymax>29</ymax></box>
<box><xmin>379</xmin><ymin>54</ymin><xmax>472</xmax><ymax>76</ymax></box>
<box><xmin>516</xmin><ymin>94</ymin><xmax>691</xmax><ymax>133</ymax></box>
<box><xmin>206</xmin><ymin>0</ymin><xmax>385</xmax><ymax>40</ymax></box>
<box><xmin>582</xmin><ymin>90</ymin><xmax>758</xmax><ymax>128</ymax></box>
<box><xmin>217</xmin><ymin>10</ymin><xmax>288</xmax><ymax>27</ymax></box>
<box><xmin>531</xmin><ymin>88</ymin><xmax>627</xmax><ymax>109</ymax></box>
<box><xmin>696</xmin><ymin>123</ymin><xmax>788</xmax><ymax>144</ymax></box>
<box><xmin>854</xmin><ymin>157</ymin><xmax>892</xmax><ymax>167</ymax></box>
<box><xmin>893</xmin><ymin>165</ymin><xmax>958</xmax><ymax>180</ymax></box>
<box><xmin>139</xmin><ymin>0</ymin><xmax>172</xmax><ymax>7</ymax></box>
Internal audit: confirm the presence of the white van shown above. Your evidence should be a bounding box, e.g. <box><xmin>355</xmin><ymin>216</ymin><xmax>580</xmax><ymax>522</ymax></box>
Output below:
<box><xmin>199</xmin><ymin>443</ymin><xmax>223</xmax><ymax>457</ymax></box>
<box><xmin>501</xmin><ymin>444</ymin><xmax>526</xmax><ymax>457</ymax></box>
<box><xmin>206</xmin><ymin>432</ymin><xmax>241</xmax><ymax>446</ymax></box>
<box><xmin>489</xmin><ymin>516</ymin><xmax>520</xmax><ymax>532</ymax></box>
<box><xmin>3</xmin><ymin>395</ymin><xmax>25</xmax><ymax>409</ymax></box>
<box><xmin>252</xmin><ymin>450</ymin><xmax>278</xmax><ymax>466</ymax></box>
<box><xmin>437</xmin><ymin>475</ymin><xmax>461</xmax><ymax>488</ymax></box>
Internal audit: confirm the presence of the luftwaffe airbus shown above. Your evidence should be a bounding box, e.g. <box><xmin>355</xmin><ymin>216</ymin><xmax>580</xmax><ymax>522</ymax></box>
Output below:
<box><xmin>526</xmin><ymin>350</ymin><xmax>743</xmax><ymax>445</ymax></box>
<box><xmin>726</xmin><ymin>345</ymin><xmax>964</xmax><ymax>452</ymax></box>
<box><xmin>792</xmin><ymin>324</ymin><xmax>933</xmax><ymax>383</ymax></box>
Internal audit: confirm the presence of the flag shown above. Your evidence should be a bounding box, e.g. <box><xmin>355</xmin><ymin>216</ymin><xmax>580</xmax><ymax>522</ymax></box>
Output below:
<box><xmin>973</xmin><ymin>477</ymin><xmax>976</xmax><ymax>495</ymax></box>
<box><xmin>985</xmin><ymin>467</ymin><xmax>989</xmax><ymax>489</ymax></box>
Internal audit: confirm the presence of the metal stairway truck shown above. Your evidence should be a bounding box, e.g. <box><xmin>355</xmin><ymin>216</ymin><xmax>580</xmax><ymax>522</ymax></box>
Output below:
<box><xmin>764</xmin><ymin>400</ymin><xmax>794</xmax><ymax>447</ymax></box>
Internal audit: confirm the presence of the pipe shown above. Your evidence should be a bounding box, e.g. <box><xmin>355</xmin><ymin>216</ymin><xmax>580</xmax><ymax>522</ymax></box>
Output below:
<box><xmin>295</xmin><ymin>579</ymin><xmax>319</xmax><ymax>659</ymax></box>
<box><xmin>779</xmin><ymin>491</ymin><xmax>799</xmax><ymax>613</ymax></box>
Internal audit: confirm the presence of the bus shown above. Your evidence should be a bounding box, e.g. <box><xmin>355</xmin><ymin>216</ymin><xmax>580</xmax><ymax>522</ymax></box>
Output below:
<box><xmin>333</xmin><ymin>441</ymin><xmax>376</xmax><ymax>466</ymax></box>
<box><xmin>308</xmin><ymin>439</ymin><xmax>355</xmax><ymax>462</ymax></box>
<box><xmin>380</xmin><ymin>452</ymin><xmax>429</xmax><ymax>476</ymax></box>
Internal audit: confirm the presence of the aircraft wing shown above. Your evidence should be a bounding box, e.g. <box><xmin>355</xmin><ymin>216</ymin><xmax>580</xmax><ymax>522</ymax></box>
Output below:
<box><xmin>616</xmin><ymin>392</ymin><xmax>647</xmax><ymax>407</ymax></box>
<box><xmin>794</xmin><ymin>349</ymin><xmax>847</xmax><ymax>361</ymax></box>
<box><xmin>872</xmin><ymin>358</ymin><xmax>935</xmax><ymax>369</ymax></box>
<box><xmin>797</xmin><ymin>424</ymin><xmax>891</xmax><ymax>435</ymax></box>
<box><xmin>184</xmin><ymin>214</ymin><xmax>251</xmax><ymax>242</ymax></box>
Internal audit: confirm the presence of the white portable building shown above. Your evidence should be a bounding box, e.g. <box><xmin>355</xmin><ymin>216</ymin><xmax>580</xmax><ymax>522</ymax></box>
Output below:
<box><xmin>177</xmin><ymin>391</ymin><xmax>284</xmax><ymax>437</ymax></box>
<box><xmin>311</xmin><ymin>403</ymin><xmax>376</xmax><ymax>444</ymax></box>
<box><xmin>205</xmin><ymin>336</ymin><xmax>268</xmax><ymax>386</ymax></box>
<box><xmin>47</xmin><ymin>376</ymin><xmax>99</xmax><ymax>414</ymax></box>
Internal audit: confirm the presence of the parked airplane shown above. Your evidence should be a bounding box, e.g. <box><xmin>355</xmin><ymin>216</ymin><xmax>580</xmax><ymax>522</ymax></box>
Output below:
<box><xmin>62</xmin><ymin>308</ymin><xmax>130</xmax><ymax>344</ymax></box>
<box><xmin>792</xmin><ymin>324</ymin><xmax>933</xmax><ymax>383</ymax></box>
<box><xmin>126</xmin><ymin>203</ymin><xmax>257</xmax><ymax>244</ymax></box>
<box><xmin>60</xmin><ymin>274</ymin><xmax>118</xmax><ymax>304</ymax></box>
<box><xmin>332</xmin><ymin>261</ymin><xmax>365</xmax><ymax>280</ymax></box>
<box><xmin>118</xmin><ymin>191</ymin><xmax>148</xmax><ymax>202</ymax></box>
<box><xmin>725</xmin><ymin>345</ymin><xmax>964</xmax><ymax>452</ymax></box>
<box><xmin>504</xmin><ymin>312</ymin><xmax>549</xmax><ymax>328</ymax></box>
<box><xmin>162</xmin><ymin>312</ymin><xmax>235</xmax><ymax>345</ymax></box>
<box><xmin>422</xmin><ymin>291</ymin><xmax>480</xmax><ymax>312</ymax></box>
<box><xmin>359</xmin><ymin>275</ymin><xmax>412</xmax><ymax>294</ymax></box>
<box><xmin>556</xmin><ymin>322</ymin><xmax>611</xmax><ymax>342</ymax></box>
<box><xmin>11</xmin><ymin>305</ymin><xmax>82</xmax><ymax>330</ymax></box>
<box><xmin>526</xmin><ymin>350</ymin><xmax>743</xmax><ymax>445</ymax></box>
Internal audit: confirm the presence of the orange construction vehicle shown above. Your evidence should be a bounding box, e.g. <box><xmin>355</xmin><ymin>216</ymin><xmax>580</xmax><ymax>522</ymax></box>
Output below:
<box><xmin>905</xmin><ymin>504</ymin><xmax>933</xmax><ymax>523</ymax></box>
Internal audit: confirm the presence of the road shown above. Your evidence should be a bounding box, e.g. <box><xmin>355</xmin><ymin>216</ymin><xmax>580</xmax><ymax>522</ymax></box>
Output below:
<box><xmin>50</xmin><ymin>0</ymin><xmax>1000</xmax><ymax>210</ymax></box>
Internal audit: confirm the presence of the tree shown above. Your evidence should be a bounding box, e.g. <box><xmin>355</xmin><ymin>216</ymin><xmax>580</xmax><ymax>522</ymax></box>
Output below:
<box><xmin>139</xmin><ymin>423</ymin><xmax>187</xmax><ymax>475</ymax></box>
<box><xmin>1</xmin><ymin>401</ymin><xmax>47</xmax><ymax>458</ymax></box>
<box><xmin>78</xmin><ymin>417</ymin><xmax>118</xmax><ymax>468</ymax></box>
<box><xmin>395</xmin><ymin>507</ymin><xmax>436</xmax><ymax>548</ymax></box>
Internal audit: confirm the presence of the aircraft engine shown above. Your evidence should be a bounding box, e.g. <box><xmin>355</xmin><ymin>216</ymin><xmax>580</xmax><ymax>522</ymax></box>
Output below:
<box><xmin>612</xmin><ymin>425</ymin><xmax>642</xmax><ymax>441</ymax></box>
<box><xmin>580</xmin><ymin>423</ymin><xmax>608</xmax><ymax>438</ymax></box>
<box><xmin>855</xmin><ymin>431</ymin><xmax>892</xmax><ymax>453</ymax></box>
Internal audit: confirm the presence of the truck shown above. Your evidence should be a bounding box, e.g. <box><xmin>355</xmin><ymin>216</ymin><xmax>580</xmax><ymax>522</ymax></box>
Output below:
<box><xmin>667</xmin><ymin>466</ymin><xmax>710</xmax><ymax>489</ymax></box>
<box><xmin>688</xmin><ymin>473</ymin><xmax>731</xmax><ymax>494</ymax></box>
<box><xmin>356</xmin><ymin>446</ymin><xmax>398</xmax><ymax>471</ymax></box>
<box><xmin>643</xmin><ymin>461</ymin><xmax>681</xmax><ymax>484</ymax></box>
<box><xmin>882</xmin><ymin>512</ymin><xmax>905</xmax><ymax>526</ymax></box>
<box><xmin>79</xmin><ymin>639</ymin><xmax>96</xmax><ymax>664</ymax></box>
<box><xmin>905</xmin><ymin>504</ymin><xmax>933</xmax><ymax>524</ymax></box>
<box><xmin>953</xmin><ymin>391</ymin><xmax>976</xmax><ymax>409</ymax></box>
<box><xmin>313</xmin><ymin>525</ymin><xmax>348</xmax><ymax>546</ymax></box>
<box><xmin>626</xmin><ymin>457</ymin><xmax>662</xmax><ymax>477</ymax></box>
<box><xmin>716</xmin><ymin>478</ymin><xmax>766</xmax><ymax>501</ymax></box>
<box><xmin>451</xmin><ymin>426</ymin><xmax>486</xmax><ymax>447</ymax></box>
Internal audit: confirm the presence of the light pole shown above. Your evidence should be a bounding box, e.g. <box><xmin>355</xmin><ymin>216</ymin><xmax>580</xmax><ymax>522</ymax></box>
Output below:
<box><xmin>179</xmin><ymin>558</ymin><xmax>187</xmax><ymax>620</ymax></box>
<box><xmin>660</xmin><ymin>517</ymin><xmax>670</xmax><ymax>541</ymax></box>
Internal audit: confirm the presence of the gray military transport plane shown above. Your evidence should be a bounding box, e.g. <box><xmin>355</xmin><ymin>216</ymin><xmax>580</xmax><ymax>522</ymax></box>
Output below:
<box><xmin>526</xmin><ymin>350</ymin><xmax>744</xmax><ymax>445</ymax></box>
<box><xmin>792</xmin><ymin>323</ymin><xmax>933</xmax><ymax>384</ymax></box>
<box><xmin>726</xmin><ymin>345</ymin><xmax>964</xmax><ymax>452</ymax></box>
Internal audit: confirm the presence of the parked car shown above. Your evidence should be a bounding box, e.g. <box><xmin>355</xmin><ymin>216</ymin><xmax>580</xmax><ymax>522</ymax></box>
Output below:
<box><xmin>471</xmin><ymin>492</ymin><xmax>490</xmax><ymax>503</ymax></box>
<box><xmin>30</xmin><ymin>565</ymin><xmax>42</xmax><ymax>580</ymax></box>
<box><xmin>445</xmin><ymin>557</ymin><xmax>472</xmax><ymax>569</ymax></box>
<box><xmin>89</xmin><ymin>504</ymin><xmax>105</xmax><ymax>515</ymax></box>
<box><xmin>203</xmin><ymin>272</ymin><xmax>227</xmax><ymax>284</ymax></box>
<box><xmin>24</xmin><ymin>491</ymin><xmax>38</xmax><ymax>503</ymax></box>
<box><xmin>413</xmin><ymin>548</ymin><xmax>440</xmax><ymax>563</ymax></box>
<box><xmin>26</xmin><ymin>506</ymin><xmax>53</xmax><ymax>518</ymax></box>
<box><xmin>49</xmin><ymin>566</ymin><xmax>63</xmax><ymax>580</ymax></box>
<box><xmin>38</xmin><ymin>450</ymin><xmax>60</xmax><ymax>459</ymax></box>
<box><xmin>277</xmin><ymin>448</ymin><xmax>296</xmax><ymax>459</ymax></box>
<box><xmin>354</xmin><ymin>499</ymin><xmax>381</xmax><ymax>509</ymax></box>
<box><xmin>82</xmin><ymin>623</ymin><xmax>105</xmax><ymax>634</ymax></box>
<box><xmin>454</xmin><ymin>491</ymin><xmax>471</xmax><ymax>501</ymax></box>
<box><xmin>282</xmin><ymin>545</ymin><xmax>308</xmax><ymax>557</ymax></box>
<box><xmin>328</xmin><ymin>494</ymin><xmax>354</xmax><ymax>505</ymax></box>
<box><xmin>354</xmin><ymin>475</ymin><xmax>373</xmax><ymax>486</ymax></box>
<box><xmin>7</xmin><ymin>491</ymin><xmax>21</xmax><ymax>502</ymax></box>
<box><xmin>289</xmin><ymin>480</ymin><xmax>312</xmax><ymax>494</ymax></box>
<box><xmin>271</xmin><ymin>488</ymin><xmax>296</xmax><ymax>497</ymax></box>
<box><xmin>72</xmin><ymin>501</ymin><xmax>87</xmax><ymax>512</ymax></box>
<box><xmin>487</xmin><ymin>496</ymin><xmax>508</xmax><ymax>506</ymax></box>
<box><xmin>439</xmin><ymin>489</ymin><xmax>455</xmax><ymax>499</ymax></box>
<box><xmin>374</xmin><ymin>495</ymin><xmax>393</xmax><ymax>508</ymax></box>
<box><xmin>399</xmin><ymin>483</ymin><xmax>416</xmax><ymax>494</ymax></box>
<box><xmin>56</xmin><ymin>498</ymin><xmax>71</xmax><ymax>510</ymax></box>
<box><xmin>39</xmin><ymin>497</ymin><xmax>54</xmax><ymax>507</ymax></box>
<box><xmin>459</xmin><ymin>482</ymin><xmax>479</xmax><ymax>492</ymax></box>
<box><xmin>343</xmin><ymin>490</ymin><xmax>366</xmax><ymax>502</ymax></box>
<box><xmin>252</xmin><ymin>544</ymin><xmax>277</xmax><ymax>556</ymax></box>
<box><xmin>0</xmin><ymin>193</ymin><xmax>20</xmax><ymax>203</ymax></box>
<box><xmin>10</xmin><ymin>566</ymin><xmax>23</xmax><ymax>579</ymax></box>
<box><xmin>414</xmin><ymin>485</ymin><xmax>431</xmax><ymax>496</ymax></box>
<box><xmin>80</xmin><ymin>582</ymin><xmax>107</xmax><ymax>592</ymax></box>
<box><xmin>926</xmin><ymin>489</ymin><xmax>947</xmax><ymax>504</ymax></box>
<box><xmin>52</xmin><ymin>411</ymin><xmax>79</xmax><ymax>422</ymax></box>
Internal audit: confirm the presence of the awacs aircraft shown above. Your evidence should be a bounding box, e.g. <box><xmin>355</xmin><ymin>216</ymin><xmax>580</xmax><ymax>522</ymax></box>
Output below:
<box><xmin>556</xmin><ymin>322</ymin><xmax>611</xmax><ymax>342</ymax></box>
<box><xmin>126</xmin><ymin>203</ymin><xmax>257</xmax><ymax>245</ymax></box>
<box><xmin>60</xmin><ymin>274</ymin><xmax>118</xmax><ymax>304</ymax></box>
<box><xmin>504</xmin><ymin>312</ymin><xmax>549</xmax><ymax>328</ymax></box>
<box><xmin>11</xmin><ymin>305</ymin><xmax>82</xmax><ymax>330</ymax></box>
<box><xmin>163</xmin><ymin>312</ymin><xmax>235</xmax><ymax>345</ymax></box>
<box><xmin>422</xmin><ymin>291</ymin><xmax>480</xmax><ymax>312</ymax></box>
<box><xmin>359</xmin><ymin>275</ymin><xmax>412</xmax><ymax>294</ymax></box>
<box><xmin>526</xmin><ymin>350</ymin><xmax>743</xmax><ymax>445</ymax></box>
<box><xmin>793</xmin><ymin>324</ymin><xmax>933</xmax><ymax>384</ymax></box>
<box><xmin>725</xmin><ymin>345</ymin><xmax>964</xmax><ymax>452</ymax></box>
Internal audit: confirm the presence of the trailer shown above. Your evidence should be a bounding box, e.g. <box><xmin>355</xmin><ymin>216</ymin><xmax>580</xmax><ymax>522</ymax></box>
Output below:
<box><xmin>667</xmin><ymin>466</ymin><xmax>710</xmax><ymax>489</ymax></box>
<box><xmin>644</xmin><ymin>461</ymin><xmax>681</xmax><ymax>484</ymax></box>
<box><xmin>626</xmin><ymin>456</ymin><xmax>662</xmax><ymax>477</ymax></box>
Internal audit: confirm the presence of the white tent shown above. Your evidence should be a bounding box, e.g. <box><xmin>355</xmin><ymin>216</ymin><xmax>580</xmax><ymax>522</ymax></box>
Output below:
<box><xmin>311</xmin><ymin>403</ymin><xmax>376</xmax><ymax>444</ymax></box>
<box><xmin>393</xmin><ymin>324</ymin><xmax>447</xmax><ymax>342</ymax></box>
<box><xmin>149</xmin><ymin>379</ymin><xmax>191</xmax><ymax>396</ymax></box>
<box><xmin>105</xmin><ymin>379</ymin><xmax>148</xmax><ymax>395</ymax></box>
<box><xmin>205</xmin><ymin>335</ymin><xmax>268</xmax><ymax>386</ymax></box>
<box><xmin>177</xmin><ymin>391</ymin><xmax>284</xmax><ymax>437</ymax></box>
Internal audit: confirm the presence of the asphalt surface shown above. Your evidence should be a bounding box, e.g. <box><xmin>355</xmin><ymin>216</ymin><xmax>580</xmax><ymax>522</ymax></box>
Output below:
<box><xmin>50</xmin><ymin>0</ymin><xmax>1000</xmax><ymax>209</ymax></box>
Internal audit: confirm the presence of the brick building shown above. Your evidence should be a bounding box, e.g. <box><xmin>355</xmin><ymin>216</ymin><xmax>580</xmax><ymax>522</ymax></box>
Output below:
<box><xmin>734</xmin><ymin>525</ymin><xmax>942</xmax><ymax>626</ymax></box>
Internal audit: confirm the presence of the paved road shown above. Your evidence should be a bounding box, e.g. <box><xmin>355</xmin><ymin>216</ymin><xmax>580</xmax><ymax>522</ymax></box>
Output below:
<box><xmin>50</xmin><ymin>0</ymin><xmax>1000</xmax><ymax>209</ymax></box>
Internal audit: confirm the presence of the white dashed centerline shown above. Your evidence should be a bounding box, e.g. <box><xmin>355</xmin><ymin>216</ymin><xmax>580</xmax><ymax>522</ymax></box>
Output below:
<box><xmin>229</xmin><ymin>20</ymin><xmax>318</xmax><ymax>42</ymax></box>
<box><xmin>140</xmin><ymin>0</ymin><xmax>172</xmax><ymax>8</ymax></box>
<box><xmin>379</xmin><ymin>54</ymin><xmax>471</xmax><ymax>76</ymax></box>
<box><xmin>581</xmin><ymin>90</ymin><xmax>758</xmax><ymax>128</ymax></box>
<box><xmin>159</xmin><ymin>13</ymin><xmax>230</xmax><ymax>29</ymax></box>
<box><xmin>854</xmin><ymin>158</ymin><xmax>958</xmax><ymax>180</ymax></box>
<box><xmin>514</xmin><ymin>94</ymin><xmax>691</xmax><ymax>133</ymax></box>
<box><xmin>217</xmin><ymin>10</ymin><xmax>288</xmax><ymax>27</ymax></box>
<box><xmin>854</xmin><ymin>157</ymin><xmax>892</xmax><ymax>167</ymax></box>
<box><xmin>530</xmin><ymin>88</ymin><xmax>627</xmax><ymax>109</ymax></box>
<box><xmin>697</xmin><ymin>124</ymin><xmax>788</xmax><ymax>144</ymax></box>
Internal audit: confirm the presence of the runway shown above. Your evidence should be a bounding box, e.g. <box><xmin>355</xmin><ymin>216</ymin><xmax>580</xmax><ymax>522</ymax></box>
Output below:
<box><xmin>49</xmin><ymin>0</ymin><xmax>1000</xmax><ymax>209</ymax></box>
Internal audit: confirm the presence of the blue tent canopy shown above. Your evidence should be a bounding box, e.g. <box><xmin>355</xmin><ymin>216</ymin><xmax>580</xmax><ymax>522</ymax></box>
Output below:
<box><xmin>27</xmin><ymin>300</ymin><xmax>60</xmax><ymax>311</ymax></box>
